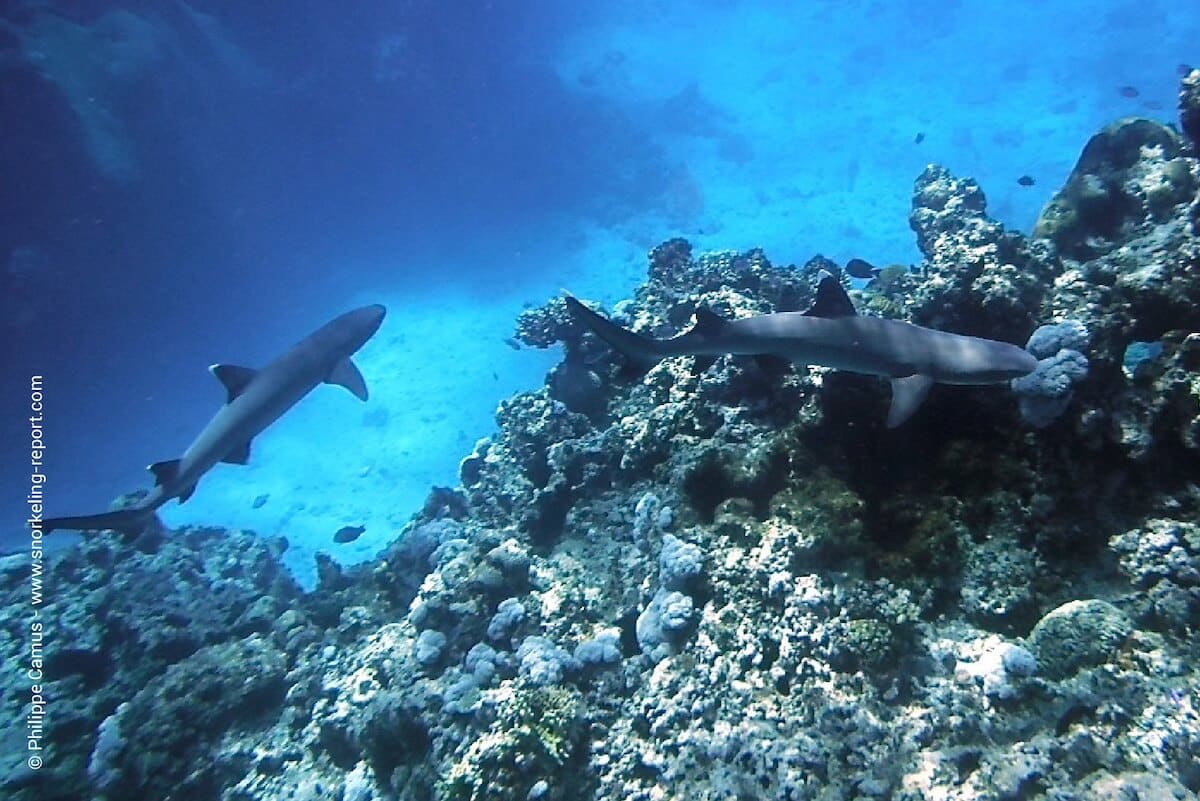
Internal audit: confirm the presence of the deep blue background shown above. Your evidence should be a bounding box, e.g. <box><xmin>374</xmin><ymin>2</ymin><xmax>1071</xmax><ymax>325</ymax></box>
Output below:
<box><xmin>1</xmin><ymin>1</ymin><xmax>673</xmax><ymax>549</ymax></box>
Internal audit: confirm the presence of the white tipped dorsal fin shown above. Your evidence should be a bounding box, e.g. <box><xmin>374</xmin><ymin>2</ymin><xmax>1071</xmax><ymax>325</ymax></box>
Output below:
<box><xmin>327</xmin><ymin>357</ymin><xmax>368</xmax><ymax>401</ymax></box>
<box><xmin>805</xmin><ymin>271</ymin><xmax>858</xmax><ymax>318</ymax></box>
<box><xmin>887</xmin><ymin>374</ymin><xmax>935</xmax><ymax>427</ymax></box>
<box><xmin>692</xmin><ymin>306</ymin><xmax>727</xmax><ymax>336</ymax></box>
<box><xmin>210</xmin><ymin>364</ymin><xmax>258</xmax><ymax>403</ymax></box>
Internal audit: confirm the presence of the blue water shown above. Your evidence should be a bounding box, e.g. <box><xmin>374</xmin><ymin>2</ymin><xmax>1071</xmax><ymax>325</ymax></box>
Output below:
<box><xmin>2</xmin><ymin>1</ymin><xmax>1196</xmax><ymax>578</ymax></box>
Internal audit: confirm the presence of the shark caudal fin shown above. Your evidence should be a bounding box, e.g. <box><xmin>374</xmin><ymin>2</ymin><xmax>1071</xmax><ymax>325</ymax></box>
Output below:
<box><xmin>564</xmin><ymin>295</ymin><xmax>669</xmax><ymax>373</ymax></box>
<box><xmin>42</xmin><ymin>506</ymin><xmax>156</xmax><ymax>537</ymax></box>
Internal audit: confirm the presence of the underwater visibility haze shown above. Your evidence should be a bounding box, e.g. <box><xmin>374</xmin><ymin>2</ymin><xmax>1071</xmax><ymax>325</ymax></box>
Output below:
<box><xmin>3</xmin><ymin>1</ymin><xmax>1200</xmax><ymax>798</ymax></box>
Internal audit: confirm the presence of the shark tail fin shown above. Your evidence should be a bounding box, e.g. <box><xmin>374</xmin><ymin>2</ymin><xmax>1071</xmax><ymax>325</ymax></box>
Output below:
<box><xmin>42</xmin><ymin>506</ymin><xmax>156</xmax><ymax>538</ymax></box>
<box><xmin>565</xmin><ymin>295</ymin><xmax>668</xmax><ymax>374</ymax></box>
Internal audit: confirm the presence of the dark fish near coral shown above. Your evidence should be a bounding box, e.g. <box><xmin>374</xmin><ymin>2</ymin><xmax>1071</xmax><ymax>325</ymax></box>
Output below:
<box><xmin>1179</xmin><ymin>64</ymin><xmax>1194</xmax><ymax>77</ymax></box>
<box><xmin>1017</xmin><ymin>175</ymin><xmax>1036</xmax><ymax>187</ymax></box>
<box><xmin>1118</xmin><ymin>85</ymin><xmax>1139</xmax><ymax>98</ymax></box>
<box><xmin>503</xmin><ymin>337</ymin><xmax>522</xmax><ymax>351</ymax></box>
<box><xmin>913</xmin><ymin>132</ymin><xmax>925</xmax><ymax>144</ymax></box>
<box><xmin>333</xmin><ymin>525</ymin><xmax>365</xmax><ymax>543</ymax></box>
<box><xmin>844</xmin><ymin>258</ymin><xmax>881</xmax><ymax>279</ymax></box>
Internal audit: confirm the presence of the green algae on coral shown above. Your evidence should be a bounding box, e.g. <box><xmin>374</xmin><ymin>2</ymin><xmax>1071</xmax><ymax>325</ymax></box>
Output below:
<box><xmin>438</xmin><ymin>685</ymin><xmax>585</xmax><ymax>801</ymax></box>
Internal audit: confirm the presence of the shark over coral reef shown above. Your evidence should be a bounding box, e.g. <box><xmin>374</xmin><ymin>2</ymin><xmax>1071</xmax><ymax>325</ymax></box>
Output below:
<box><xmin>4</xmin><ymin>75</ymin><xmax>1200</xmax><ymax>801</ymax></box>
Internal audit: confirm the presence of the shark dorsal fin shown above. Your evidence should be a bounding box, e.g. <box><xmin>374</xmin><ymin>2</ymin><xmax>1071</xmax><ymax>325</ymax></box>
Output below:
<box><xmin>327</xmin><ymin>357</ymin><xmax>368</xmax><ymax>401</ymax></box>
<box><xmin>148</xmin><ymin>459</ymin><xmax>180</xmax><ymax>487</ymax></box>
<box><xmin>693</xmin><ymin>306</ymin><xmax>727</xmax><ymax>336</ymax></box>
<box><xmin>211</xmin><ymin>364</ymin><xmax>258</xmax><ymax>403</ymax></box>
<box><xmin>805</xmin><ymin>272</ymin><xmax>857</xmax><ymax>318</ymax></box>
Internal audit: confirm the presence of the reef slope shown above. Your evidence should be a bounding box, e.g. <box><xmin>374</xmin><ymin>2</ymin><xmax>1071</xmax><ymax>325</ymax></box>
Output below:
<box><xmin>4</xmin><ymin>73</ymin><xmax>1200</xmax><ymax>801</ymax></box>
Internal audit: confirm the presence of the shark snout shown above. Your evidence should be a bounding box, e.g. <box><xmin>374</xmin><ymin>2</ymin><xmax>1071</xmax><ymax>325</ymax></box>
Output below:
<box><xmin>340</xmin><ymin>304</ymin><xmax>387</xmax><ymax>351</ymax></box>
<box><xmin>1011</xmin><ymin>348</ymin><xmax>1039</xmax><ymax>377</ymax></box>
<box><xmin>354</xmin><ymin>304</ymin><xmax>387</xmax><ymax>332</ymax></box>
<box><xmin>989</xmin><ymin>345</ymin><xmax>1039</xmax><ymax>381</ymax></box>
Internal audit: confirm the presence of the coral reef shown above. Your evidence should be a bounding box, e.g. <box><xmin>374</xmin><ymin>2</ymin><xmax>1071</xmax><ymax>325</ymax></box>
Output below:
<box><xmin>898</xmin><ymin>165</ymin><xmax>1059</xmax><ymax>341</ymax></box>
<box><xmin>4</xmin><ymin>70</ymin><xmax>1200</xmax><ymax>801</ymax></box>
<box><xmin>1030</xmin><ymin>112</ymin><xmax>1200</xmax><ymax>462</ymax></box>
<box><xmin>1034</xmin><ymin>119</ymin><xmax>1197</xmax><ymax>262</ymax></box>
<box><xmin>1111</xmin><ymin>519</ymin><xmax>1200</xmax><ymax>634</ymax></box>
<box><xmin>1011</xmin><ymin>320</ymin><xmax>1090</xmax><ymax>428</ymax></box>
<box><xmin>1179</xmin><ymin>68</ymin><xmax>1200</xmax><ymax>149</ymax></box>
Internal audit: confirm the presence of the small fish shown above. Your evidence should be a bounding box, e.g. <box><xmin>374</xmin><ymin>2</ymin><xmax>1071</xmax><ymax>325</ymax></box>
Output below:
<box><xmin>251</xmin><ymin>493</ymin><xmax>269</xmax><ymax>509</ymax></box>
<box><xmin>503</xmin><ymin>337</ymin><xmax>522</xmax><ymax>351</ymax></box>
<box><xmin>333</xmin><ymin>524</ymin><xmax>365</xmax><ymax>544</ymax></box>
<box><xmin>844</xmin><ymin>258</ymin><xmax>881</xmax><ymax>280</ymax></box>
<box><xmin>1179</xmin><ymin>63</ymin><xmax>1194</xmax><ymax>77</ymax></box>
<box><xmin>1142</xmin><ymin>100</ymin><xmax>1163</xmax><ymax>111</ymax></box>
<box><xmin>1118</xmin><ymin>85</ymin><xmax>1139</xmax><ymax>98</ymax></box>
<box><xmin>913</xmin><ymin>132</ymin><xmax>925</xmax><ymax>144</ymax></box>
<box><xmin>1017</xmin><ymin>175</ymin><xmax>1036</xmax><ymax>187</ymax></box>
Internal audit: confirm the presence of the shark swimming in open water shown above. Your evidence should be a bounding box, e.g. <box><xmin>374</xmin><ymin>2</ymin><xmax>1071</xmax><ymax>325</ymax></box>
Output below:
<box><xmin>42</xmin><ymin>304</ymin><xmax>386</xmax><ymax>536</ymax></box>
<box><xmin>565</xmin><ymin>273</ymin><xmax>1037</xmax><ymax>427</ymax></box>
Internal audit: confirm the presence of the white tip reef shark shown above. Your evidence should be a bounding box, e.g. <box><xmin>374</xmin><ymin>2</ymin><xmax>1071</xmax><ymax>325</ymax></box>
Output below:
<box><xmin>565</xmin><ymin>272</ymin><xmax>1037</xmax><ymax>427</ymax></box>
<box><xmin>42</xmin><ymin>304</ymin><xmax>386</xmax><ymax>536</ymax></box>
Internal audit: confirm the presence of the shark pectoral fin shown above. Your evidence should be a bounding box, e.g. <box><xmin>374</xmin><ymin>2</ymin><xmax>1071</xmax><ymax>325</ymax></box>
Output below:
<box><xmin>211</xmin><ymin>364</ymin><xmax>258</xmax><ymax>403</ymax></box>
<box><xmin>887</xmin><ymin>374</ymin><xmax>935</xmax><ymax>428</ymax></box>
<box><xmin>178</xmin><ymin>483</ymin><xmax>197</xmax><ymax>504</ymax></box>
<box><xmin>221</xmin><ymin>440</ymin><xmax>252</xmax><ymax>465</ymax></box>
<box><xmin>752</xmin><ymin>354</ymin><xmax>792</xmax><ymax>374</ymax></box>
<box><xmin>148</xmin><ymin>459</ymin><xmax>181</xmax><ymax>487</ymax></box>
<box><xmin>327</xmin><ymin>357</ymin><xmax>369</xmax><ymax>401</ymax></box>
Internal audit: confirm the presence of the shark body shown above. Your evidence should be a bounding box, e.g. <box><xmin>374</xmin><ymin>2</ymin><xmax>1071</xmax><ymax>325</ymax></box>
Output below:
<box><xmin>43</xmin><ymin>304</ymin><xmax>386</xmax><ymax>536</ymax></box>
<box><xmin>565</xmin><ymin>274</ymin><xmax>1036</xmax><ymax>427</ymax></box>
